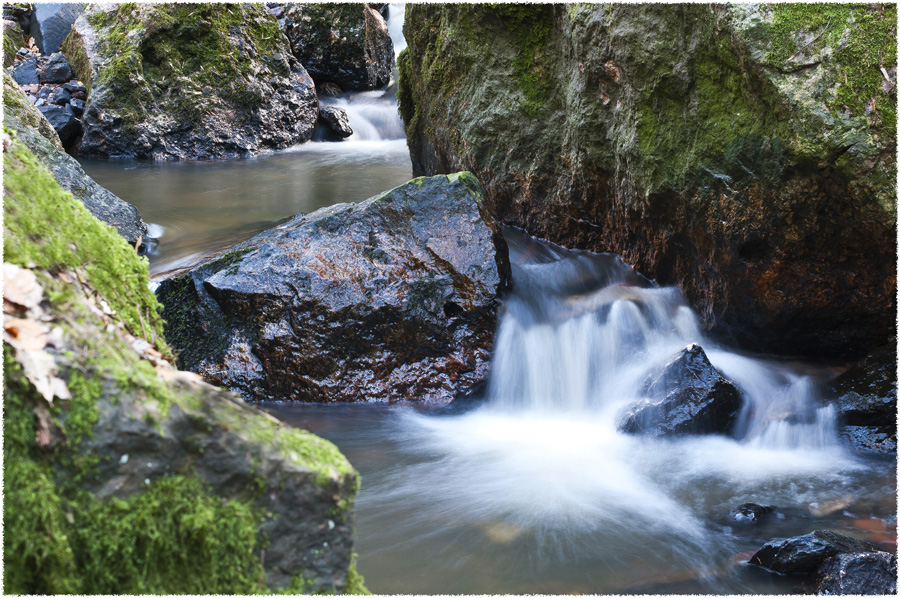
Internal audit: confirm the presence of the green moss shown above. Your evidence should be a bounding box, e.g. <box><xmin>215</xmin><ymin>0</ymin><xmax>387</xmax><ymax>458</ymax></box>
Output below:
<box><xmin>4</xmin><ymin>20</ymin><xmax>22</xmax><ymax>68</ymax></box>
<box><xmin>769</xmin><ymin>3</ymin><xmax>897</xmax><ymax>131</ymax></box>
<box><xmin>396</xmin><ymin>48</ymin><xmax>417</xmax><ymax>131</ymax></box>
<box><xmin>3</xmin><ymin>135</ymin><xmax>167</xmax><ymax>350</ymax></box>
<box><xmin>343</xmin><ymin>554</ymin><xmax>370</xmax><ymax>595</ymax></box>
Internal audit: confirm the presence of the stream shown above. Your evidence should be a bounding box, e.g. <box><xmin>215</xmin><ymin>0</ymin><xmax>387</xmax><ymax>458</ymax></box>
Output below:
<box><xmin>80</xmin><ymin>4</ymin><xmax>896</xmax><ymax>594</ymax></box>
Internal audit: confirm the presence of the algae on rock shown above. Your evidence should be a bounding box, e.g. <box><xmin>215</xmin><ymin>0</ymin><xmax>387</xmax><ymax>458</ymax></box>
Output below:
<box><xmin>3</xmin><ymin>130</ymin><xmax>366</xmax><ymax>593</ymax></box>
<box><xmin>399</xmin><ymin>3</ymin><xmax>896</xmax><ymax>359</ymax></box>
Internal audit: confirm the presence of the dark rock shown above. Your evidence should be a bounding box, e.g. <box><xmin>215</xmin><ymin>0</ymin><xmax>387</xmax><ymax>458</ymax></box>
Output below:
<box><xmin>283</xmin><ymin>3</ymin><xmax>393</xmax><ymax>91</ymax></box>
<box><xmin>318</xmin><ymin>81</ymin><xmax>344</xmax><ymax>97</ymax></box>
<box><xmin>156</xmin><ymin>172</ymin><xmax>511</xmax><ymax>404</ymax></box>
<box><xmin>36</xmin><ymin>85</ymin><xmax>51</xmax><ymax>99</ymax></box>
<box><xmin>64</xmin><ymin>4</ymin><xmax>318</xmax><ymax>160</ymax></box>
<box><xmin>399</xmin><ymin>4</ymin><xmax>896</xmax><ymax>360</ymax></box>
<box><xmin>49</xmin><ymin>86</ymin><xmax>71</xmax><ymax>105</ymax></box>
<box><xmin>840</xmin><ymin>426</ymin><xmax>897</xmax><ymax>455</ymax></box>
<box><xmin>813</xmin><ymin>551</ymin><xmax>897</xmax><ymax>595</ymax></box>
<box><xmin>62</xmin><ymin>80</ymin><xmax>87</xmax><ymax>95</ymax></box>
<box><xmin>749</xmin><ymin>530</ymin><xmax>882</xmax><ymax>575</ymax></box>
<box><xmin>728</xmin><ymin>503</ymin><xmax>776</xmax><ymax>525</ymax></box>
<box><xmin>830</xmin><ymin>343</ymin><xmax>897</xmax><ymax>427</ymax></box>
<box><xmin>12</xmin><ymin>55</ymin><xmax>39</xmax><ymax>85</ymax></box>
<box><xmin>319</xmin><ymin>105</ymin><xmax>353</xmax><ymax>138</ymax></box>
<box><xmin>37</xmin><ymin>103</ymin><xmax>81</xmax><ymax>146</ymax></box>
<box><xmin>4</xmin><ymin>72</ymin><xmax>148</xmax><ymax>245</ymax></box>
<box><xmin>38</xmin><ymin>52</ymin><xmax>74</xmax><ymax>83</ymax></box>
<box><xmin>3</xmin><ymin>3</ymin><xmax>31</xmax><ymax>32</ymax></box>
<box><xmin>68</xmin><ymin>97</ymin><xmax>85</xmax><ymax>116</ymax></box>
<box><xmin>618</xmin><ymin>343</ymin><xmax>743</xmax><ymax>436</ymax></box>
<box><xmin>32</xmin><ymin>2</ymin><xmax>84</xmax><ymax>54</ymax></box>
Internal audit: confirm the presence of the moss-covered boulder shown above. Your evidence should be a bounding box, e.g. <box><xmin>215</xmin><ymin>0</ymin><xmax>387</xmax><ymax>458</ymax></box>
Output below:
<box><xmin>3</xmin><ymin>18</ymin><xmax>23</xmax><ymax>67</ymax></box>
<box><xmin>282</xmin><ymin>3</ymin><xmax>393</xmax><ymax>92</ymax></box>
<box><xmin>3</xmin><ymin>130</ymin><xmax>366</xmax><ymax>593</ymax></box>
<box><xmin>62</xmin><ymin>3</ymin><xmax>319</xmax><ymax>159</ymax></box>
<box><xmin>3</xmin><ymin>71</ymin><xmax>150</xmax><ymax>247</ymax></box>
<box><xmin>156</xmin><ymin>172</ymin><xmax>511</xmax><ymax>403</ymax></box>
<box><xmin>399</xmin><ymin>4</ymin><xmax>897</xmax><ymax>359</ymax></box>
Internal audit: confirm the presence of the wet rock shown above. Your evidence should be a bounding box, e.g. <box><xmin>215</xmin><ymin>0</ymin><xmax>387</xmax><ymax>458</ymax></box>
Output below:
<box><xmin>62</xmin><ymin>80</ymin><xmax>86</xmax><ymax>95</ymax></box>
<box><xmin>728</xmin><ymin>503</ymin><xmax>776</xmax><ymax>525</ymax></box>
<box><xmin>37</xmin><ymin>103</ymin><xmax>80</xmax><ymax>146</ymax></box>
<box><xmin>38</xmin><ymin>51</ymin><xmax>74</xmax><ymax>83</ymax></box>
<box><xmin>318</xmin><ymin>81</ymin><xmax>344</xmax><ymax>97</ymax></box>
<box><xmin>399</xmin><ymin>4</ymin><xmax>896</xmax><ymax>360</ymax></box>
<box><xmin>283</xmin><ymin>3</ymin><xmax>393</xmax><ymax>91</ymax></box>
<box><xmin>68</xmin><ymin>97</ymin><xmax>85</xmax><ymax>116</ymax></box>
<box><xmin>4</xmin><ymin>71</ymin><xmax>148</xmax><ymax>246</ymax></box>
<box><xmin>319</xmin><ymin>105</ymin><xmax>353</xmax><ymax>138</ymax></box>
<box><xmin>12</xmin><ymin>55</ymin><xmax>38</xmax><ymax>85</ymax></box>
<box><xmin>618</xmin><ymin>343</ymin><xmax>743</xmax><ymax>436</ymax></box>
<box><xmin>157</xmin><ymin>172</ymin><xmax>511</xmax><ymax>403</ymax></box>
<box><xmin>3</xmin><ymin>18</ymin><xmax>23</xmax><ymax>67</ymax></box>
<box><xmin>749</xmin><ymin>530</ymin><xmax>882</xmax><ymax>575</ymax></box>
<box><xmin>48</xmin><ymin>86</ymin><xmax>71</xmax><ymax>105</ymax></box>
<box><xmin>813</xmin><ymin>551</ymin><xmax>898</xmax><ymax>595</ymax></box>
<box><xmin>840</xmin><ymin>426</ymin><xmax>897</xmax><ymax>455</ymax></box>
<box><xmin>64</xmin><ymin>4</ymin><xmax>318</xmax><ymax>160</ymax></box>
<box><xmin>31</xmin><ymin>2</ymin><xmax>84</xmax><ymax>55</ymax></box>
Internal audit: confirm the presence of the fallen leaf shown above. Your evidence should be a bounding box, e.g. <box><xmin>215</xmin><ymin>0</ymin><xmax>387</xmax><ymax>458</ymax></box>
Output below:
<box><xmin>4</xmin><ymin>317</ymin><xmax>49</xmax><ymax>350</ymax></box>
<box><xmin>15</xmin><ymin>349</ymin><xmax>70</xmax><ymax>404</ymax></box>
<box><xmin>3</xmin><ymin>262</ymin><xmax>43</xmax><ymax>310</ymax></box>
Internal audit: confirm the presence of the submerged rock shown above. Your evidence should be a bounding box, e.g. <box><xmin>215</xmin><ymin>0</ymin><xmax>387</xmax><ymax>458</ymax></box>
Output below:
<box><xmin>283</xmin><ymin>3</ymin><xmax>393</xmax><ymax>91</ymax></box>
<box><xmin>63</xmin><ymin>4</ymin><xmax>318</xmax><ymax>159</ymax></box>
<box><xmin>728</xmin><ymin>503</ymin><xmax>777</xmax><ymax>526</ymax></box>
<box><xmin>398</xmin><ymin>4</ymin><xmax>896</xmax><ymax>360</ymax></box>
<box><xmin>157</xmin><ymin>172</ymin><xmax>511</xmax><ymax>403</ymax></box>
<box><xmin>4</xmin><ymin>71</ymin><xmax>149</xmax><ymax>247</ymax></box>
<box><xmin>749</xmin><ymin>530</ymin><xmax>882</xmax><ymax>575</ymax></box>
<box><xmin>319</xmin><ymin>105</ymin><xmax>353</xmax><ymax>138</ymax></box>
<box><xmin>813</xmin><ymin>551</ymin><xmax>897</xmax><ymax>595</ymax></box>
<box><xmin>618</xmin><ymin>343</ymin><xmax>742</xmax><ymax>436</ymax></box>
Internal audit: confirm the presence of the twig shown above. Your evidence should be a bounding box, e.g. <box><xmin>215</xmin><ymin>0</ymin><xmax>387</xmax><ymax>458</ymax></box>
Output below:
<box><xmin>788</xmin><ymin>17</ymin><xmax>833</xmax><ymax>61</ymax></box>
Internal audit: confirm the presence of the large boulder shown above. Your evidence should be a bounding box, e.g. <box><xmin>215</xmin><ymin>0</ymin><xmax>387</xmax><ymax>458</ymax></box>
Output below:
<box><xmin>3</xmin><ymin>18</ymin><xmax>23</xmax><ymax>67</ymax></box>
<box><xmin>282</xmin><ymin>3</ymin><xmax>393</xmax><ymax>91</ymax></box>
<box><xmin>156</xmin><ymin>172</ymin><xmax>510</xmax><ymax>403</ymax></box>
<box><xmin>4</xmin><ymin>71</ymin><xmax>149</xmax><ymax>248</ymax></box>
<box><xmin>618</xmin><ymin>343</ymin><xmax>743</xmax><ymax>436</ymax></box>
<box><xmin>31</xmin><ymin>2</ymin><xmax>84</xmax><ymax>55</ymax></box>
<box><xmin>813</xmin><ymin>551</ymin><xmax>897</xmax><ymax>595</ymax></box>
<box><xmin>3</xmin><ymin>130</ymin><xmax>366</xmax><ymax>593</ymax></box>
<box><xmin>398</xmin><ymin>4</ymin><xmax>897</xmax><ymax>360</ymax></box>
<box><xmin>749</xmin><ymin>530</ymin><xmax>882</xmax><ymax>575</ymax></box>
<box><xmin>61</xmin><ymin>3</ymin><xmax>318</xmax><ymax>160</ymax></box>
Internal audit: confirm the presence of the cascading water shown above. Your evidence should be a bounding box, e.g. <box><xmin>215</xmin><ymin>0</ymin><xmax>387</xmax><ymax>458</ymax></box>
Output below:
<box><xmin>278</xmin><ymin>227</ymin><xmax>892</xmax><ymax>594</ymax></box>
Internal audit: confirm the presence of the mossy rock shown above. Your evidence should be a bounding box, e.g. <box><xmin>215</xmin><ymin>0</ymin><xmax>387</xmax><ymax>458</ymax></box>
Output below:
<box><xmin>3</xmin><ymin>18</ymin><xmax>23</xmax><ymax>68</ymax></box>
<box><xmin>400</xmin><ymin>3</ymin><xmax>896</xmax><ymax>359</ymax></box>
<box><xmin>63</xmin><ymin>3</ymin><xmax>319</xmax><ymax>159</ymax></box>
<box><xmin>3</xmin><ymin>131</ymin><xmax>367</xmax><ymax>593</ymax></box>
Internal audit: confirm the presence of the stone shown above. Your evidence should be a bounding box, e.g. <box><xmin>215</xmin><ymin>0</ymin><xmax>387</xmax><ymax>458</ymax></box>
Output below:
<box><xmin>749</xmin><ymin>530</ymin><xmax>882</xmax><ymax>575</ymax></box>
<box><xmin>4</xmin><ymin>71</ymin><xmax>148</xmax><ymax>246</ymax></box>
<box><xmin>68</xmin><ymin>97</ymin><xmax>85</xmax><ymax>116</ymax></box>
<box><xmin>728</xmin><ymin>503</ymin><xmax>776</xmax><ymax>526</ymax></box>
<box><xmin>840</xmin><ymin>426</ymin><xmax>897</xmax><ymax>455</ymax></box>
<box><xmin>37</xmin><ymin>104</ymin><xmax>80</xmax><ymax>146</ymax></box>
<box><xmin>38</xmin><ymin>51</ymin><xmax>74</xmax><ymax>83</ymax></box>
<box><xmin>12</xmin><ymin>55</ymin><xmax>39</xmax><ymax>85</ymax></box>
<box><xmin>156</xmin><ymin>172</ymin><xmax>511</xmax><ymax>404</ymax></box>
<box><xmin>318</xmin><ymin>81</ymin><xmax>344</xmax><ymax>97</ymax></box>
<box><xmin>62</xmin><ymin>80</ymin><xmax>87</xmax><ymax>94</ymax></box>
<box><xmin>319</xmin><ymin>105</ymin><xmax>353</xmax><ymax>138</ymax></box>
<box><xmin>282</xmin><ymin>3</ymin><xmax>393</xmax><ymax>91</ymax></box>
<box><xmin>3</xmin><ymin>18</ymin><xmax>23</xmax><ymax>67</ymax></box>
<box><xmin>63</xmin><ymin>4</ymin><xmax>319</xmax><ymax>160</ymax></box>
<box><xmin>813</xmin><ymin>551</ymin><xmax>897</xmax><ymax>595</ymax></box>
<box><xmin>31</xmin><ymin>2</ymin><xmax>84</xmax><ymax>55</ymax></box>
<box><xmin>49</xmin><ymin>86</ymin><xmax>71</xmax><ymax>105</ymax></box>
<box><xmin>398</xmin><ymin>4</ymin><xmax>896</xmax><ymax>360</ymax></box>
<box><xmin>618</xmin><ymin>343</ymin><xmax>743</xmax><ymax>436</ymax></box>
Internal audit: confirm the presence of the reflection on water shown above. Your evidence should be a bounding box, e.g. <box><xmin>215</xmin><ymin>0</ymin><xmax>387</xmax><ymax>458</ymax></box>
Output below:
<box><xmin>80</xmin><ymin>137</ymin><xmax>412</xmax><ymax>277</ymax></box>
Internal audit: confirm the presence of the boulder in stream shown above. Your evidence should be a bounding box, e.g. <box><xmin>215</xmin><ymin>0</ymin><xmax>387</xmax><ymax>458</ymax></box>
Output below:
<box><xmin>727</xmin><ymin>503</ymin><xmax>777</xmax><ymax>526</ymax></box>
<box><xmin>319</xmin><ymin>105</ymin><xmax>353</xmax><ymax>138</ymax></box>
<box><xmin>812</xmin><ymin>551</ymin><xmax>898</xmax><ymax>595</ymax></box>
<box><xmin>62</xmin><ymin>4</ymin><xmax>318</xmax><ymax>159</ymax></box>
<box><xmin>749</xmin><ymin>530</ymin><xmax>882</xmax><ymax>575</ymax></box>
<box><xmin>282</xmin><ymin>3</ymin><xmax>393</xmax><ymax>91</ymax></box>
<box><xmin>618</xmin><ymin>343</ymin><xmax>742</xmax><ymax>436</ymax></box>
<box><xmin>156</xmin><ymin>172</ymin><xmax>511</xmax><ymax>403</ymax></box>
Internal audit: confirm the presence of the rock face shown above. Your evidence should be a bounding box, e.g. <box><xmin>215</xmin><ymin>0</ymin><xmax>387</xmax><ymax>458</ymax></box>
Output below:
<box><xmin>157</xmin><ymin>172</ymin><xmax>510</xmax><ymax>404</ymax></box>
<box><xmin>283</xmin><ymin>3</ymin><xmax>393</xmax><ymax>91</ymax></box>
<box><xmin>3</xmin><ymin>125</ymin><xmax>365</xmax><ymax>593</ymax></box>
<box><xmin>31</xmin><ymin>2</ymin><xmax>84</xmax><ymax>55</ymax></box>
<box><xmin>62</xmin><ymin>3</ymin><xmax>318</xmax><ymax>160</ymax></box>
<box><xmin>3</xmin><ymin>18</ymin><xmax>23</xmax><ymax>67</ymax></box>
<box><xmin>618</xmin><ymin>343</ymin><xmax>743</xmax><ymax>436</ymax></box>
<box><xmin>4</xmin><ymin>71</ymin><xmax>149</xmax><ymax>247</ymax></box>
<box><xmin>813</xmin><ymin>551</ymin><xmax>898</xmax><ymax>595</ymax></box>
<box><xmin>749</xmin><ymin>530</ymin><xmax>882</xmax><ymax>575</ymax></box>
<box><xmin>398</xmin><ymin>4</ymin><xmax>897</xmax><ymax>360</ymax></box>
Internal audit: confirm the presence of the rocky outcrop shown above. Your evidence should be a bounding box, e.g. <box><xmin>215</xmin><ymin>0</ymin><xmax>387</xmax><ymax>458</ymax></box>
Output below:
<box><xmin>4</xmin><ymin>71</ymin><xmax>149</xmax><ymax>248</ymax></box>
<box><xmin>283</xmin><ymin>3</ymin><xmax>393</xmax><ymax>91</ymax></box>
<box><xmin>3</xmin><ymin>127</ymin><xmax>365</xmax><ymax>593</ymax></box>
<box><xmin>618</xmin><ymin>343</ymin><xmax>743</xmax><ymax>436</ymax></box>
<box><xmin>399</xmin><ymin>4</ymin><xmax>897</xmax><ymax>360</ymax></box>
<box><xmin>62</xmin><ymin>3</ymin><xmax>318</xmax><ymax>160</ymax></box>
<box><xmin>157</xmin><ymin>172</ymin><xmax>510</xmax><ymax>404</ymax></box>
<box><xmin>30</xmin><ymin>2</ymin><xmax>84</xmax><ymax>55</ymax></box>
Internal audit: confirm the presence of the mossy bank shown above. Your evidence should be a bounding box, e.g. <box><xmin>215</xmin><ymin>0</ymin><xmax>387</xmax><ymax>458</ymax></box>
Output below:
<box><xmin>399</xmin><ymin>3</ymin><xmax>896</xmax><ymax>359</ymax></box>
<box><xmin>3</xmin><ymin>128</ymin><xmax>367</xmax><ymax>592</ymax></box>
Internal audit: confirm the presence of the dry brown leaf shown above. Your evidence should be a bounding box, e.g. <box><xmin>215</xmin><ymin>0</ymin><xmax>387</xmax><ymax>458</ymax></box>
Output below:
<box><xmin>4</xmin><ymin>317</ymin><xmax>49</xmax><ymax>350</ymax></box>
<box><xmin>3</xmin><ymin>262</ymin><xmax>43</xmax><ymax>311</ymax></box>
